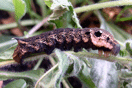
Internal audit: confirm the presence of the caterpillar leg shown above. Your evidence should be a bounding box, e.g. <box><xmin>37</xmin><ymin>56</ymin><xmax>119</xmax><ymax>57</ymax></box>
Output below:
<box><xmin>98</xmin><ymin>50</ymin><xmax>103</xmax><ymax>56</ymax></box>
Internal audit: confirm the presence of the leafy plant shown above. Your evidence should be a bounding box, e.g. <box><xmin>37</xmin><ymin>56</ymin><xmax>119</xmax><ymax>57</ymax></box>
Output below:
<box><xmin>0</xmin><ymin>0</ymin><xmax>132</xmax><ymax>88</ymax></box>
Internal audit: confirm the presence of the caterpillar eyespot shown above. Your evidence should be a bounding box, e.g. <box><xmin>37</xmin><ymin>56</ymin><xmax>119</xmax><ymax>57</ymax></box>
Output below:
<box><xmin>13</xmin><ymin>28</ymin><xmax>120</xmax><ymax>63</ymax></box>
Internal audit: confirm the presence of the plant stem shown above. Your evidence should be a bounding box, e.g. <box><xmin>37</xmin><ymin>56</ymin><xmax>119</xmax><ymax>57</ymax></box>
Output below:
<box><xmin>49</xmin><ymin>56</ymin><xmax>70</xmax><ymax>88</ymax></box>
<box><xmin>0</xmin><ymin>20</ymin><xmax>41</xmax><ymax>30</ymax></box>
<box><xmin>34</xmin><ymin>63</ymin><xmax>59</xmax><ymax>88</ymax></box>
<box><xmin>25</xmin><ymin>16</ymin><xmax>49</xmax><ymax>38</ymax></box>
<box><xmin>69</xmin><ymin>52</ymin><xmax>132</xmax><ymax>64</ymax></box>
<box><xmin>74</xmin><ymin>1</ymin><xmax>132</xmax><ymax>13</ymax></box>
<box><xmin>33</xmin><ymin>58</ymin><xmax>43</xmax><ymax>70</ymax></box>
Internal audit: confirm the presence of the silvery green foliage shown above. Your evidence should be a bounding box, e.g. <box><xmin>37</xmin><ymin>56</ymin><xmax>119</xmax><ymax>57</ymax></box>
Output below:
<box><xmin>90</xmin><ymin>59</ymin><xmax>118</xmax><ymax>88</ymax></box>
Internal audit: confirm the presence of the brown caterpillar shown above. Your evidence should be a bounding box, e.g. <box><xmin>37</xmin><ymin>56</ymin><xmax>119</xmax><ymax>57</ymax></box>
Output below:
<box><xmin>13</xmin><ymin>28</ymin><xmax>120</xmax><ymax>63</ymax></box>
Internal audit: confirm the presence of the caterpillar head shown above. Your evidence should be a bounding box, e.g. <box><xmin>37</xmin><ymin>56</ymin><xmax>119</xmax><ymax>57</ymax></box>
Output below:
<box><xmin>90</xmin><ymin>28</ymin><xmax>120</xmax><ymax>56</ymax></box>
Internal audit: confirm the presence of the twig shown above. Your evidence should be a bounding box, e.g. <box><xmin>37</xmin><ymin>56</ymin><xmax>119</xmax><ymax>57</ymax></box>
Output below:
<box><xmin>26</xmin><ymin>16</ymin><xmax>49</xmax><ymax>38</ymax></box>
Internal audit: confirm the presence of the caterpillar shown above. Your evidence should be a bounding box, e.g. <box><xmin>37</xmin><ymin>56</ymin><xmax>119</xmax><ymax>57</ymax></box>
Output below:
<box><xmin>13</xmin><ymin>28</ymin><xmax>120</xmax><ymax>63</ymax></box>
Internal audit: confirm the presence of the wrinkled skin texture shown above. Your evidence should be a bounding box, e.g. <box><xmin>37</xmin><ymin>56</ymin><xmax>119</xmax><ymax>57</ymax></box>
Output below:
<box><xmin>13</xmin><ymin>28</ymin><xmax>120</xmax><ymax>63</ymax></box>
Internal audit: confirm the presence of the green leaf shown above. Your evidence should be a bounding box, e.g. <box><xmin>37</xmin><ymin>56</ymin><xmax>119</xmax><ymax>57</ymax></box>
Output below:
<box><xmin>35</xmin><ymin>49</ymin><xmax>70</xmax><ymax>88</ymax></box>
<box><xmin>0</xmin><ymin>35</ymin><xmax>17</xmax><ymax>60</ymax></box>
<box><xmin>116</xmin><ymin>6</ymin><xmax>132</xmax><ymax>22</ymax></box>
<box><xmin>0</xmin><ymin>35</ymin><xmax>14</xmax><ymax>44</ymax></box>
<box><xmin>119</xmin><ymin>49</ymin><xmax>129</xmax><ymax>57</ymax></box>
<box><xmin>0</xmin><ymin>0</ymin><xmax>14</xmax><ymax>11</ymax></box>
<box><xmin>0</xmin><ymin>44</ymin><xmax>17</xmax><ymax>60</ymax></box>
<box><xmin>0</xmin><ymin>69</ymin><xmax>44</xmax><ymax>83</ymax></box>
<box><xmin>67</xmin><ymin>54</ymin><xmax>82</xmax><ymax>75</ymax></box>
<box><xmin>4</xmin><ymin>79</ymin><xmax>27</xmax><ymax>88</ymax></box>
<box><xmin>12</xmin><ymin>0</ymin><xmax>26</xmax><ymax>22</ymax></box>
<box><xmin>78</xmin><ymin>62</ymin><xmax>96</xmax><ymax>88</ymax></box>
<box><xmin>50</xmin><ymin>10</ymin><xmax>75</xmax><ymax>28</ymax></box>
<box><xmin>125</xmin><ymin>40</ymin><xmax>132</xmax><ymax>56</ymax></box>
<box><xmin>44</xmin><ymin>0</ymin><xmax>82</xmax><ymax>28</ymax></box>
<box><xmin>54</xmin><ymin>49</ymin><xmax>70</xmax><ymax>88</ymax></box>
<box><xmin>67</xmin><ymin>53</ymin><xmax>96</xmax><ymax>88</ymax></box>
<box><xmin>44</xmin><ymin>0</ymin><xmax>53</xmax><ymax>8</ymax></box>
<box><xmin>36</xmin><ymin>65</ymin><xmax>59</xmax><ymax>88</ymax></box>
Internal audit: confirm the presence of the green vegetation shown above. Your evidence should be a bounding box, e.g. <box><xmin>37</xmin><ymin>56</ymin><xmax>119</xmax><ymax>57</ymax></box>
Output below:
<box><xmin>0</xmin><ymin>0</ymin><xmax>132</xmax><ymax>88</ymax></box>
